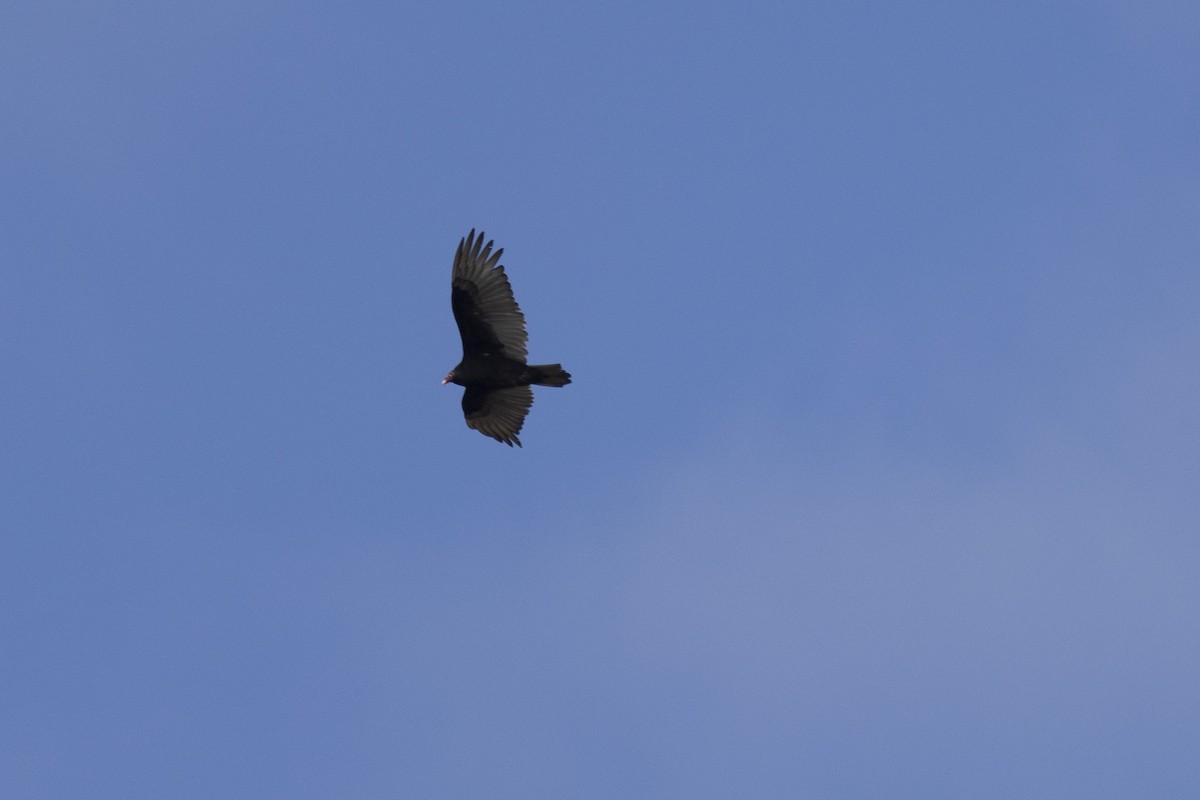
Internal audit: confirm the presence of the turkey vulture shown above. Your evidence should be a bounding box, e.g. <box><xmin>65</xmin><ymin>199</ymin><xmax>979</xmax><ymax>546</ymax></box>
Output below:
<box><xmin>442</xmin><ymin>230</ymin><xmax>571</xmax><ymax>446</ymax></box>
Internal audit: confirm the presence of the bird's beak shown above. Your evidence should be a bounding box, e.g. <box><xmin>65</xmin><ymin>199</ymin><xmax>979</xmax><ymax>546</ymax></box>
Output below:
<box><xmin>441</xmin><ymin>374</ymin><xmax>452</xmax><ymax>385</ymax></box>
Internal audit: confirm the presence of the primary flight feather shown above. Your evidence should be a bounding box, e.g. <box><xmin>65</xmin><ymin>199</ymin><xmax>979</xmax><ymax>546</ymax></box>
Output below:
<box><xmin>442</xmin><ymin>230</ymin><xmax>571</xmax><ymax>446</ymax></box>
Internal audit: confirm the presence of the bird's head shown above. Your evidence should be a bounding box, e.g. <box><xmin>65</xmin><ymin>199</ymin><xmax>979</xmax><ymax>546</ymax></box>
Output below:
<box><xmin>441</xmin><ymin>370</ymin><xmax>455</xmax><ymax>385</ymax></box>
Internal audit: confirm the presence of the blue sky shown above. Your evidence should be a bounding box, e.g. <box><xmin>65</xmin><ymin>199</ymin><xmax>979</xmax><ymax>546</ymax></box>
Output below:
<box><xmin>3</xmin><ymin>2</ymin><xmax>1199</xmax><ymax>797</ymax></box>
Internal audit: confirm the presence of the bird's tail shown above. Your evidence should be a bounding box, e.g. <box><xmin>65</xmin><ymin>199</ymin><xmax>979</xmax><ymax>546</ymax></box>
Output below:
<box><xmin>530</xmin><ymin>364</ymin><xmax>571</xmax><ymax>387</ymax></box>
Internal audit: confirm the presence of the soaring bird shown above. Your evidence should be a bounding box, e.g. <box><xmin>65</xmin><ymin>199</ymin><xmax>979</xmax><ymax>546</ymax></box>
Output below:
<box><xmin>442</xmin><ymin>230</ymin><xmax>571</xmax><ymax>446</ymax></box>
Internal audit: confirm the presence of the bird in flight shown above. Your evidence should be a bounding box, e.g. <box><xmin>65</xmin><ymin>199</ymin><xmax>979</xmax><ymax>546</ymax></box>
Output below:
<box><xmin>443</xmin><ymin>230</ymin><xmax>571</xmax><ymax>446</ymax></box>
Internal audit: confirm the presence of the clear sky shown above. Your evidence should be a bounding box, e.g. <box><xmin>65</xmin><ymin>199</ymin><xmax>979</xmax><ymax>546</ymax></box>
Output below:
<box><xmin>3</xmin><ymin>2</ymin><xmax>1198</xmax><ymax>798</ymax></box>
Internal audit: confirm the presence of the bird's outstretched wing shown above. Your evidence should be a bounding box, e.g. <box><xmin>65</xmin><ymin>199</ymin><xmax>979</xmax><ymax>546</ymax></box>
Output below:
<box><xmin>461</xmin><ymin>385</ymin><xmax>533</xmax><ymax>447</ymax></box>
<box><xmin>451</xmin><ymin>229</ymin><xmax>529</xmax><ymax>361</ymax></box>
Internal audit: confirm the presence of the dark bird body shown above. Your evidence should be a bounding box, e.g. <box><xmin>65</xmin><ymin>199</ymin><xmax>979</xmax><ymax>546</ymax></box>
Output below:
<box><xmin>443</xmin><ymin>230</ymin><xmax>571</xmax><ymax>446</ymax></box>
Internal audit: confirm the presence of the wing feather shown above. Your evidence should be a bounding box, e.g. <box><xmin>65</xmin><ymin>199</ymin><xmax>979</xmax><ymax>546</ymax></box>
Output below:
<box><xmin>461</xmin><ymin>385</ymin><xmax>533</xmax><ymax>447</ymax></box>
<box><xmin>451</xmin><ymin>229</ymin><xmax>529</xmax><ymax>361</ymax></box>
